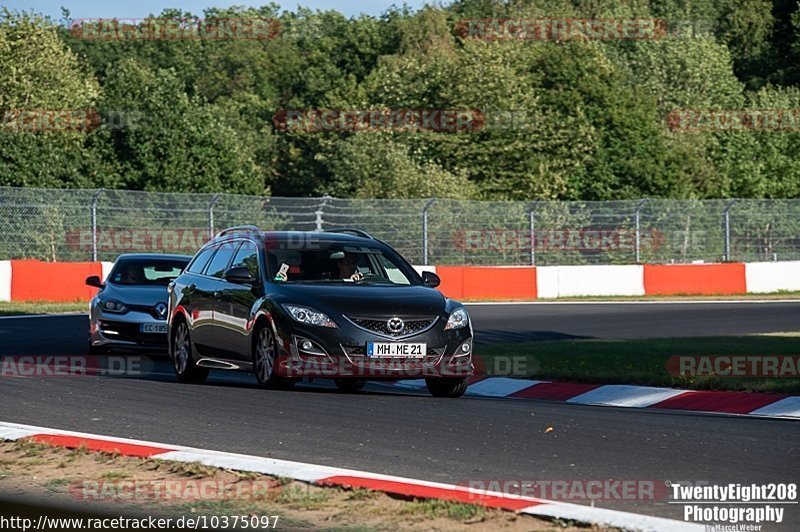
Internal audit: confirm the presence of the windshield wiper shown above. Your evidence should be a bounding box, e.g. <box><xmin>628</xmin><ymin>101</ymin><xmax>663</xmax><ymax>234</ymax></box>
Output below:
<box><xmin>283</xmin><ymin>277</ymin><xmax>396</xmax><ymax>285</ymax></box>
<box><xmin>352</xmin><ymin>278</ymin><xmax>394</xmax><ymax>285</ymax></box>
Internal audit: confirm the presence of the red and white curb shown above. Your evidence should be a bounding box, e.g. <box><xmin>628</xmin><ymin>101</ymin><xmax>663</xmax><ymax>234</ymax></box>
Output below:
<box><xmin>0</xmin><ymin>420</ymin><xmax>699</xmax><ymax>531</ymax></box>
<box><xmin>391</xmin><ymin>379</ymin><xmax>800</xmax><ymax>419</ymax></box>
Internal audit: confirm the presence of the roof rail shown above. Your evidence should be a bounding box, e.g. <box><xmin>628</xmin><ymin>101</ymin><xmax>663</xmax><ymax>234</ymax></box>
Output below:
<box><xmin>322</xmin><ymin>228</ymin><xmax>375</xmax><ymax>240</ymax></box>
<box><xmin>215</xmin><ymin>225</ymin><xmax>262</xmax><ymax>238</ymax></box>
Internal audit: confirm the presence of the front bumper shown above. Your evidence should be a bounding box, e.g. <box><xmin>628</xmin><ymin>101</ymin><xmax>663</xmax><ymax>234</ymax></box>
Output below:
<box><xmin>272</xmin><ymin>318</ymin><xmax>474</xmax><ymax>380</ymax></box>
<box><xmin>89</xmin><ymin>308</ymin><xmax>169</xmax><ymax>350</ymax></box>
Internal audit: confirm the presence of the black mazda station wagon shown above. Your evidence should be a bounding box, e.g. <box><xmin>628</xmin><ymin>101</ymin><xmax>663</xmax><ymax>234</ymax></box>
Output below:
<box><xmin>167</xmin><ymin>227</ymin><xmax>474</xmax><ymax>397</ymax></box>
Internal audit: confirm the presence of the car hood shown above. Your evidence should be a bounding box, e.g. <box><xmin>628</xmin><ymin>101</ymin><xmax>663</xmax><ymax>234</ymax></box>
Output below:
<box><xmin>278</xmin><ymin>284</ymin><xmax>447</xmax><ymax>318</ymax></box>
<box><xmin>101</xmin><ymin>284</ymin><xmax>170</xmax><ymax>306</ymax></box>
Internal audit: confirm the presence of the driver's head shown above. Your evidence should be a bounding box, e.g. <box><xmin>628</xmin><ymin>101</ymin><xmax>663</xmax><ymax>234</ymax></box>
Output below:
<box><xmin>123</xmin><ymin>264</ymin><xmax>144</xmax><ymax>283</ymax></box>
<box><xmin>337</xmin><ymin>252</ymin><xmax>359</xmax><ymax>276</ymax></box>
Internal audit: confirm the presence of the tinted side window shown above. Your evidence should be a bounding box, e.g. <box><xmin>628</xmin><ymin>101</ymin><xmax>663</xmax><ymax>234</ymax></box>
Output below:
<box><xmin>230</xmin><ymin>241</ymin><xmax>259</xmax><ymax>279</ymax></box>
<box><xmin>205</xmin><ymin>244</ymin><xmax>236</xmax><ymax>278</ymax></box>
<box><xmin>187</xmin><ymin>247</ymin><xmax>216</xmax><ymax>274</ymax></box>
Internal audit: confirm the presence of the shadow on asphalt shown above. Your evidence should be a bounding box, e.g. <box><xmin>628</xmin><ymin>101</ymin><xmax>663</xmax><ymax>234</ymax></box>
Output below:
<box><xmin>0</xmin><ymin>349</ymin><xmax>411</xmax><ymax>398</ymax></box>
<box><xmin>474</xmin><ymin>330</ymin><xmax>590</xmax><ymax>344</ymax></box>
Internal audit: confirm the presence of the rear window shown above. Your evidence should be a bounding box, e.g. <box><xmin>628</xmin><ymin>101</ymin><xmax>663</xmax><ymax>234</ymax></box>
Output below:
<box><xmin>109</xmin><ymin>259</ymin><xmax>189</xmax><ymax>286</ymax></box>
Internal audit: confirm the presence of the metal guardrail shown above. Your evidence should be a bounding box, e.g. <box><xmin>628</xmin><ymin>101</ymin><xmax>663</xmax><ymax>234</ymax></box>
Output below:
<box><xmin>0</xmin><ymin>186</ymin><xmax>798</xmax><ymax>265</ymax></box>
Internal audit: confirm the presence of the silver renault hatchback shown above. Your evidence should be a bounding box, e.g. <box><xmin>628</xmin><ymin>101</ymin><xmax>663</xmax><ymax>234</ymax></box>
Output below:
<box><xmin>87</xmin><ymin>254</ymin><xmax>191</xmax><ymax>354</ymax></box>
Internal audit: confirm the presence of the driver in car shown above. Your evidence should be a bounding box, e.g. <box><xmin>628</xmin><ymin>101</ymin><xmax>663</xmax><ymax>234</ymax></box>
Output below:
<box><xmin>120</xmin><ymin>264</ymin><xmax>145</xmax><ymax>284</ymax></box>
<box><xmin>336</xmin><ymin>252</ymin><xmax>364</xmax><ymax>282</ymax></box>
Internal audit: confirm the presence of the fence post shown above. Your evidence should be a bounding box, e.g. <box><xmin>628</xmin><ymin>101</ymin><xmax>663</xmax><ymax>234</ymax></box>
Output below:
<box><xmin>634</xmin><ymin>199</ymin><xmax>648</xmax><ymax>263</ymax></box>
<box><xmin>90</xmin><ymin>189</ymin><xmax>104</xmax><ymax>262</ymax></box>
<box><xmin>422</xmin><ymin>198</ymin><xmax>436</xmax><ymax>265</ymax></box>
<box><xmin>315</xmin><ymin>195</ymin><xmax>332</xmax><ymax>231</ymax></box>
<box><xmin>723</xmin><ymin>199</ymin><xmax>737</xmax><ymax>262</ymax></box>
<box><xmin>208</xmin><ymin>193</ymin><xmax>221</xmax><ymax>238</ymax></box>
<box><xmin>528</xmin><ymin>202</ymin><xmax>538</xmax><ymax>266</ymax></box>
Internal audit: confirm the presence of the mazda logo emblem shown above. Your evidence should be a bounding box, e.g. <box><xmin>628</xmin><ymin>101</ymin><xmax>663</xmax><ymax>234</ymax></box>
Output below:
<box><xmin>154</xmin><ymin>302</ymin><xmax>168</xmax><ymax>318</ymax></box>
<box><xmin>387</xmin><ymin>317</ymin><xmax>404</xmax><ymax>334</ymax></box>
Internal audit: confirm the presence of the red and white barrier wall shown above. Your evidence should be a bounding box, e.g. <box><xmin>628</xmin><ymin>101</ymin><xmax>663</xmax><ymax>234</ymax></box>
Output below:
<box><xmin>744</xmin><ymin>261</ymin><xmax>800</xmax><ymax>293</ymax></box>
<box><xmin>425</xmin><ymin>261</ymin><xmax>800</xmax><ymax>300</ymax></box>
<box><xmin>0</xmin><ymin>261</ymin><xmax>10</xmax><ymax>302</ymax></box>
<box><xmin>536</xmin><ymin>265</ymin><xmax>645</xmax><ymax>298</ymax></box>
<box><xmin>0</xmin><ymin>260</ymin><xmax>111</xmax><ymax>303</ymax></box>
<box><xmin>0</xmin><ymin>260</ymin><xmax>799</xmax><ymax>302</ymax></box>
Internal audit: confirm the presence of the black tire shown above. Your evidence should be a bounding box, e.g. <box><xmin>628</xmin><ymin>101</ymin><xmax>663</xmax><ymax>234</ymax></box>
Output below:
<box><xmin>171</xmin><ymin>321</ymin><xmax>209</xmax><ymax>384</ymax></box>
<box><xmin>425</xmin><ymin>377</ymin><xmax>468</xmax><ymax>398</ymax></box>
<box><xmin>334</xmin><ymin>378</ymin><xmax>367</xmax><ymax>393</ymax></box>
<box><xmin>253</xmin><ymin>325</ymin><xmax>295</xmax><ymax>390</ymax></box>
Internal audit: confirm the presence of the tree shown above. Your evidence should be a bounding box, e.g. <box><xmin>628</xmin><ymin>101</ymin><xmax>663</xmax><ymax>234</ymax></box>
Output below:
<box><xmin>713</xmin><ymin>86</ymin><xmax>800</xmax><ymax>198</ymax></box>
<box><xmin>319</xmin><ymin>131</ymin><xmax>475</xmax><ymax>199</ymax></box>
<box><xmin>0</xmin><ymin>10</ymin><xmax>101</xmax><ymax>188</ymax></box>
<box><xmin>98</xmin><ymin>58</ymin><xmax>265</xmax><ymax>194</ymax></box>
<box><xmin>623</xmin><ymin>36</ymin><xmax>744</xmax><ymax>113</ymax></box>
<box><xmin>429</xmin><ymin>38</ymin><xmax>597</xmax><ymax>200</ymax></box>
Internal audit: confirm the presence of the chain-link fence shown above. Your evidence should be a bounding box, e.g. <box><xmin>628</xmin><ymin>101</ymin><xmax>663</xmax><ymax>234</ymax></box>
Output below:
<box><xmin>1</xmin><ymin>186</ymin><xmax>798</xmax><ymax>265</ymax></box>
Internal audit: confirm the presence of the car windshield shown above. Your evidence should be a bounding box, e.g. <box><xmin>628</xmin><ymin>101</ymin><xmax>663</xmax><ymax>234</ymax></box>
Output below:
<box><xmin>267</xmin><ymin>244</ymin><xmax>414</xmax><ymax>285</ymax></box>
<box><xmin>109</xmin><ymin>259</ymin><xmax>189</xmax><ymax>286</ymax></box>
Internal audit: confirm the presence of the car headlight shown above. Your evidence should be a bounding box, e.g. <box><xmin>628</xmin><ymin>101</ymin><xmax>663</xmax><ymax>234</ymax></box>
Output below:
<box><xmin>99</xmin><ymin>299</ymin><xmax>128</xmax><ymax>314</ymax></box>
<box><xmin>283</xmin><ymin>304</ymin><xmax>338</xmax><ymax>328</ymax></box>
<box><xmin>445</xmin><ymin>307</ymin><xmax>469</xmax><ymax>330</ymax></box>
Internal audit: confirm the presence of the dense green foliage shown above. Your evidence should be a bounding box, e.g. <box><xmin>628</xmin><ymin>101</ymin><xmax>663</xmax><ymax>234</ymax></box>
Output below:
<box><xmin>1</xmin><ymin>1</ymin><xmax>799</xmax><ymax>200</ymax></box>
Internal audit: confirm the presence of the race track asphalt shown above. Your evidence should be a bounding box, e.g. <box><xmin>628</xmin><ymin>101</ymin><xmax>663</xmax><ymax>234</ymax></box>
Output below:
<box><xmin>466</xmin><ymin>300</ymin><xmax>800</xmax><ymax>343</ymax></box>
<box><xmin>1</xmin><ymin>302</ymin><xmax>798</xmax><ymax>526</ymax></box>
<box><xmin>3</xmin><ymin>300</ymin><xmax>800</xmax><ymax>355</ymax></box>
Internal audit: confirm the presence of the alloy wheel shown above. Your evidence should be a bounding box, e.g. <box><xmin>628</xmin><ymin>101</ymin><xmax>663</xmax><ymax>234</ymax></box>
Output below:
<box><xmin>173</xmin><ymin>323</ymin><xmax>190</xmax><ymax>375</ymax></box>
<box><xmin>255</xmin><ymin>327</ymin><xmax>275</xmax><ymax>383</ymax></box>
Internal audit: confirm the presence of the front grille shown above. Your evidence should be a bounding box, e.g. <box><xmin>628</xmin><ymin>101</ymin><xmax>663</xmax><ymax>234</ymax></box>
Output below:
<box><xmin>129</xmin><ymin>304</ymin><xmax>167</xmax><ymax>320</ymax></box>
<box><xmin>347</xmin><ymin>317</ymin><xmax>437</xmax><ymax>338</ymax></box>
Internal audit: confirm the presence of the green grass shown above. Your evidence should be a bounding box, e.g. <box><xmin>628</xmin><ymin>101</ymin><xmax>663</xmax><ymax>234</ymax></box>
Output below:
<box><xmin>0</xmin><ymin>301</ymin><xmax>87</xmax><ymax>316</ymax></box>
<box><xmin>276</xmin><ymin>485</ymin><xmax>331</xmax><ymax>509</ymax></box>
<box><xmin>167</xmin><ymin>461</ymin><xmax>220</xmax><ymax>478</ymax></box>
<box><xmin>343</xmin><ymin>488</ymin><xmax>380</xmax><ymax>501</ymax></box>
<box><xmin>13</xmin><ymin>439</ymin><xmax>51</xmax><ymax>457</ymax></box>
<box><xmin>43</xmin><ymin>477</ymin><xmax>73</xmax><ymax>492</ymax></box>
<box><xmin>100</xmin><ymin>470</ymin><xmax>130</xmax><ymax>480</ymax></box>
<box><xmin>400</xmin><ymin>499</ymin><xmax>489</xmax><ymax>521</ymax></box>
<box><xmin>479</xmin><ymin>336</ymin><xmax>800</xmax><ymax>394</ymax></box>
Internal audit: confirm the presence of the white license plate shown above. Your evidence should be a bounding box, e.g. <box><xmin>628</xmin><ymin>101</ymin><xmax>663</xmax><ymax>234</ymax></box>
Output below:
<box><xmin>140</xmin><ymin>323</ymin><xmax>168</xmax><ymax>334</ymax></box>
<box><xmin>367</xmin><ymin>343</ymin><xmax>426</xmax><ymax>358</ymax></box>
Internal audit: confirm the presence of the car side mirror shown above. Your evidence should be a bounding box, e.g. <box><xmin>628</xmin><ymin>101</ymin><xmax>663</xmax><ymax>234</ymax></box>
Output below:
<box><xmin>224</xmin><ymin>266</ymin><xmax>257</xmax><ymax>285</ymax></box>
<box><xmin>85</xmin><ymin>275</ymin><xmax>103</xmax><ymax>288</ymax></box>
<box><xmin>421</xmin><ymin>271</ymin><xmax>441</xmax><ymax>288</ymax></box>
